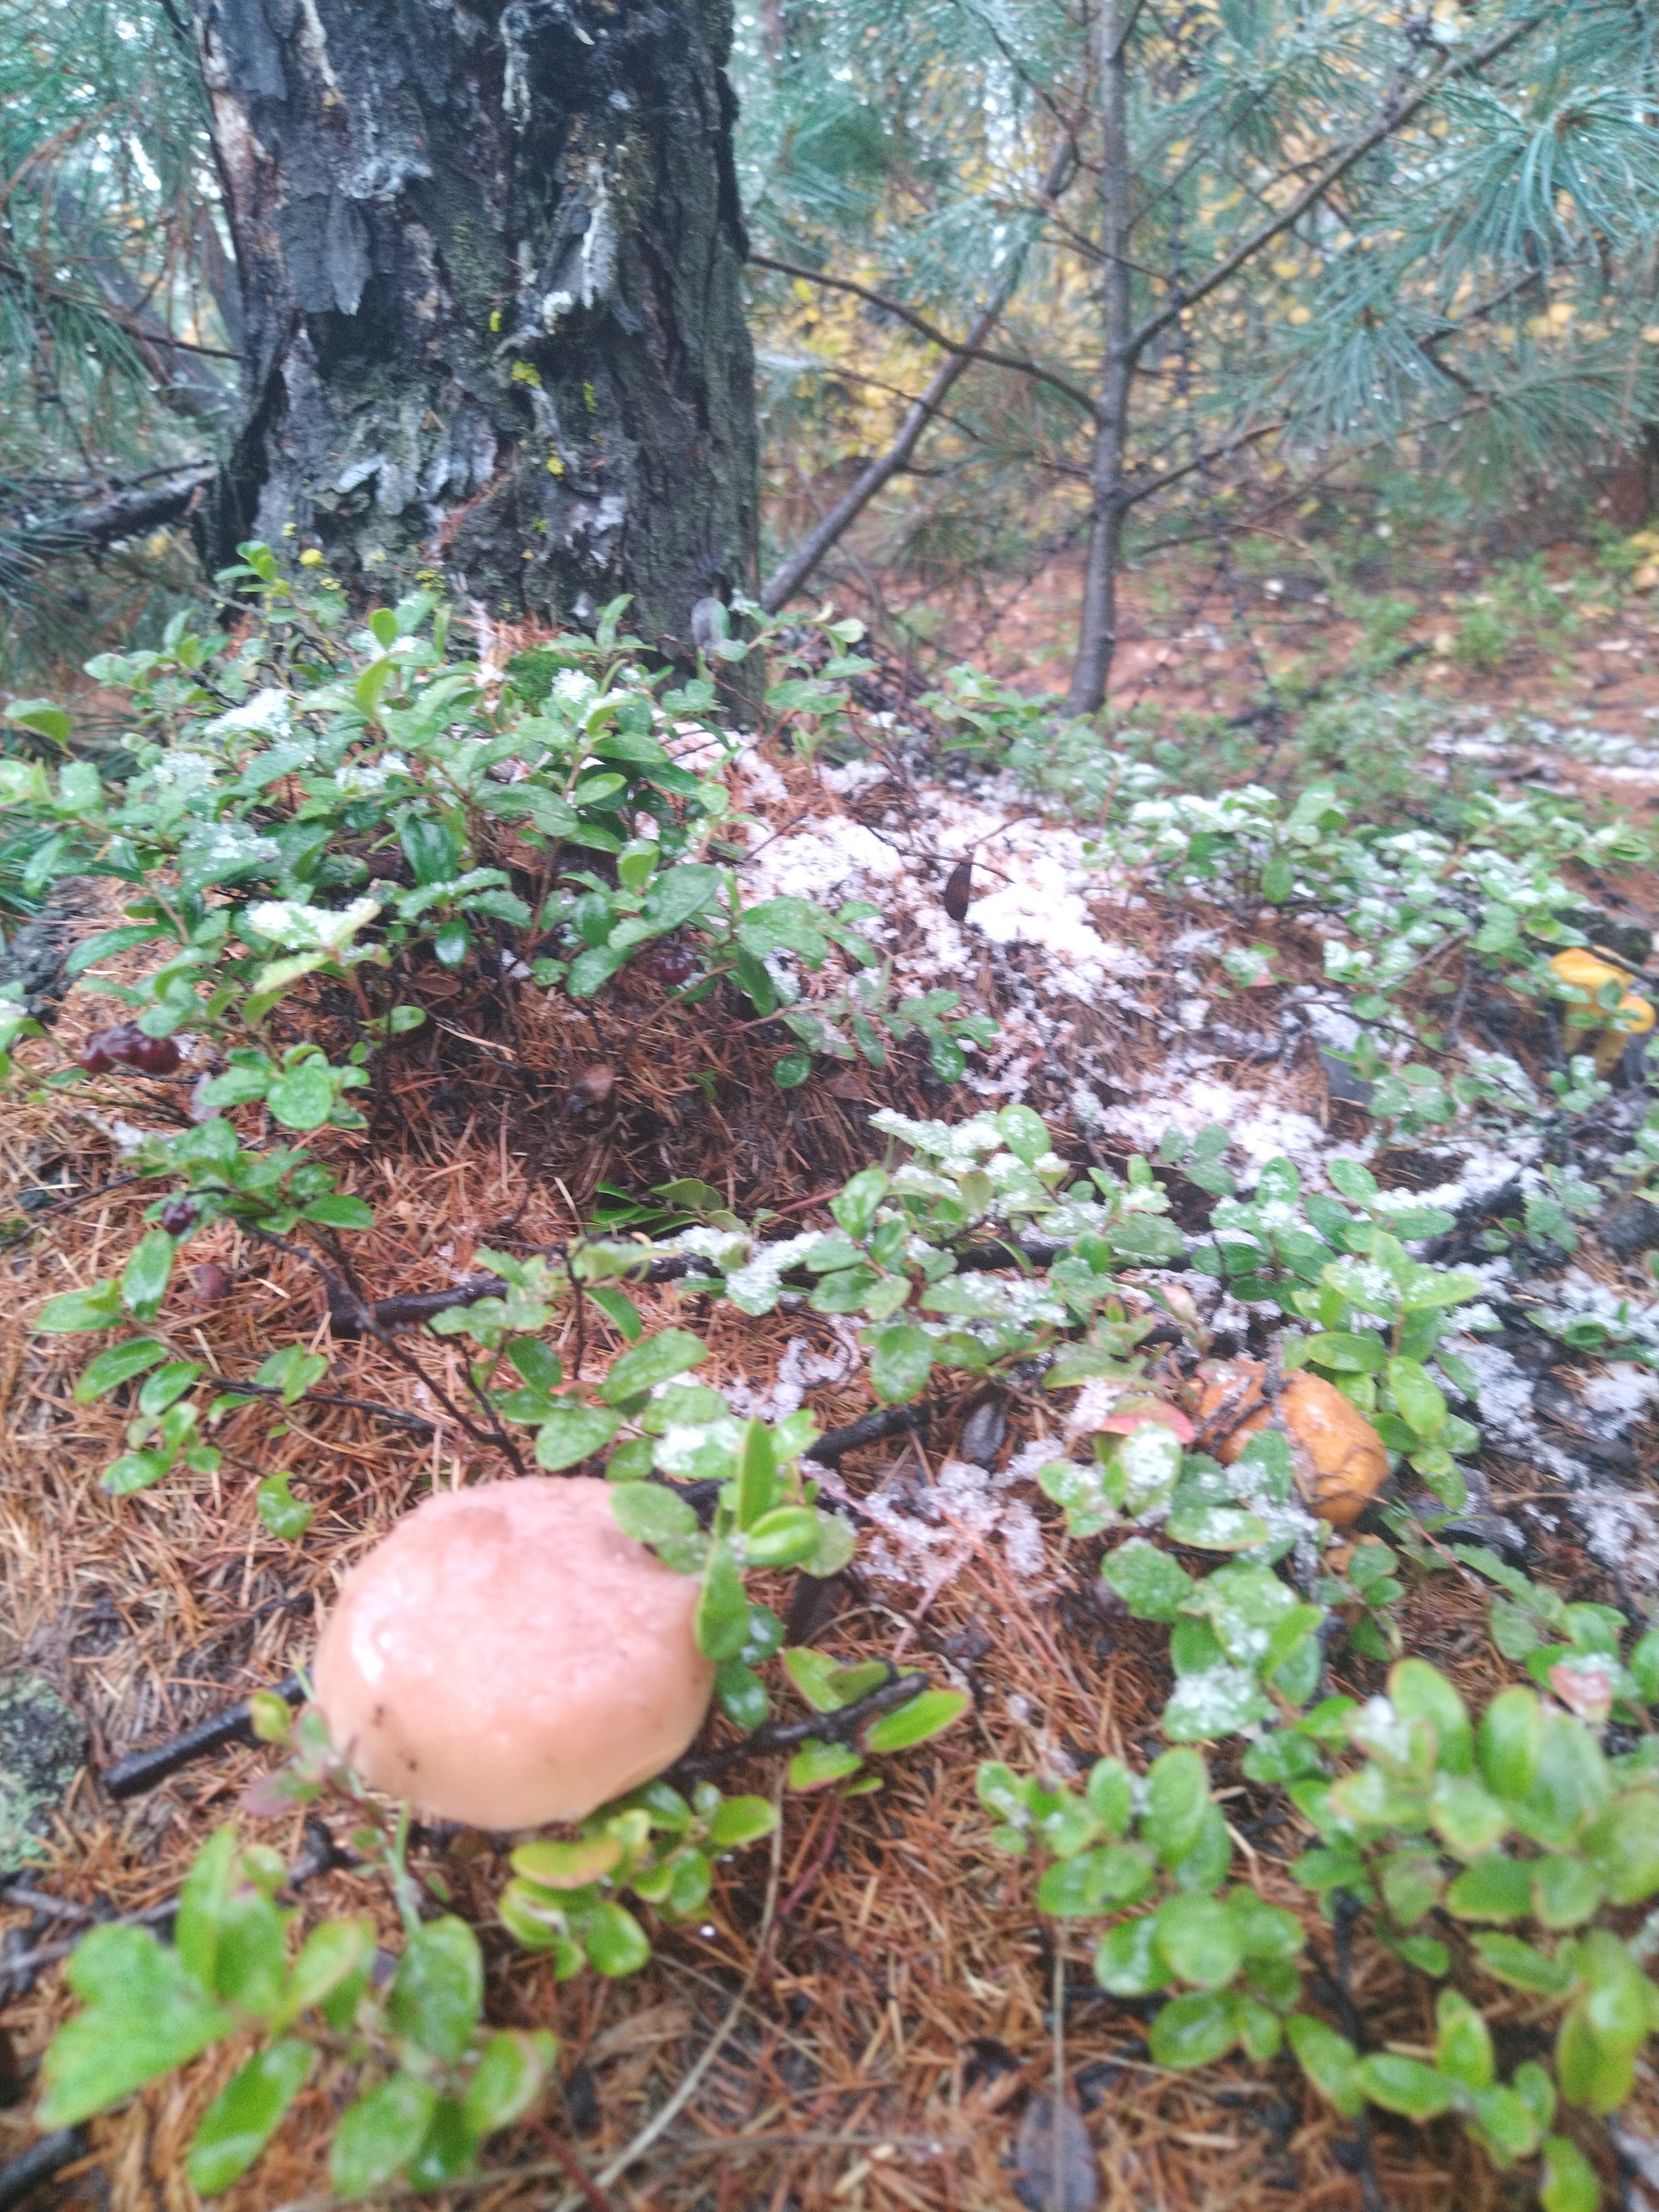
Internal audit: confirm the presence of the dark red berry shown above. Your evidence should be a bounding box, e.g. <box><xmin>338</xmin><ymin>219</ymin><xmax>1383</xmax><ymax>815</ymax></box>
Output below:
<box><xmin>648</xmin><ymin>937</ymin><xmax>699</xmax><ymax>988</ymax></box>
<box><xmin>79</xmin><ymin>1022</ymin><xmax>181</xmax><ymax>1076</ymax></box>
<box><xmin>126</xmin><ymin>1032</ymin><xmax>182</xmax><ymax>1075</ymax></box>
<box><xmin>160</xmin><ymin>1199</ymin><xmax>199</xmax><ymax>1235</ymax></box>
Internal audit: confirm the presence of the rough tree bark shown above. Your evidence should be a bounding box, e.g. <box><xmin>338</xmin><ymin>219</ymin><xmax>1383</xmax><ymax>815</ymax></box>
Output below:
<box><xmin>186</xmin><ymin>0</ymin><xmax>758</xmax><ymax>650</ymax></box>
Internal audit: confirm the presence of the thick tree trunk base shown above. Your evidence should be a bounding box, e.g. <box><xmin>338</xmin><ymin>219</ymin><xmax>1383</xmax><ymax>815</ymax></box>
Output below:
<box><xmin>192</xmin><ymin>0</ymin><xmax>757</xmax><ymax>652</ymax></box>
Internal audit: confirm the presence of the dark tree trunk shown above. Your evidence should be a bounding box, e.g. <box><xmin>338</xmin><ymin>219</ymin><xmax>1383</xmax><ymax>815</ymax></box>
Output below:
<box><xmin>187</xmin><ymin>0</ymin><xmax>758</xmax><ymax>651</ymax></box>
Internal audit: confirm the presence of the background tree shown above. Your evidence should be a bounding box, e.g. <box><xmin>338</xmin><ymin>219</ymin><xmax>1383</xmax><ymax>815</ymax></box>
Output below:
<box><xmin>738</xmin><ymin>0</ymin><xmax>1659</xmax><ymax>705</ymax></box>
<box><xmin>187</xmin><ymin>0</ymin><xmax>758</xmax><ymax>650</ymax></box>
<box><xmin>0</xmin><ymin>0</ymin><xmax>231</xmax><ymax>672</ymax></box>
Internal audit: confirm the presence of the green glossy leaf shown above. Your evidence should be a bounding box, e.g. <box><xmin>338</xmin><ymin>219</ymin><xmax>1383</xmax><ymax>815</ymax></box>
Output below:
<box><xmin>330</xmin><ymin>2073</ymin><xmax>437</xmax><ymax>2197</ymax></box>
<box><xmin>706</xmin><ymin>1795</ymin><xmax>779</xmax><ymax>1848</ymax></box>
<box><xmin>787</xmin><ymin>1737</ymin><xmax>864</xmax><ymax>1790</ymax></box>
<box><xmin>866</xmin><ymin>1323</ymin><xmax>934</xmax><ymax>1405</ymax></box>
<box><xmin>1101</xmin><ymin>1540</ymin><xmax>1193</xmax><ymax>1622</ymax></box>
<box><xmin>1446</xmin><ymin>1853</ymin><xmax>1532</xmax><ymax>1923</ymax></box>
<box><xmin>1435</xmin><ymin>1989</ymin><xmax>1495</xmax><ymax>2090</ymax></box>
<box><xmin>535</xmin><ymin>1400</ymin><xmax>622</xmax><ymax>1470</ymax></box>
<box><xmin>255</xmin><ymin>1345</ymin><xmax>326</xmax><ymax>1404</ymax></box>
<box><xmin>273</xmin><ymin>1917</ymin><xmax>376</xmax><ymax>2031</ymax></box>
<box><xmin>256</xmin><ymin>1470</ymin><xmax>314</xmax><ymax>1540</ymax></box>
<box><xmin>1513</xmin><ymin>1713</ymin><xmax>1611</xmax><ymax>1849</ymax></box>
<box><xmin>1148</xmin><ymin>1988</ymin><xmax>1238</xmax><ymax>2068</ymax></box>
<box><xmin>1557</xmin><ymin>2001</ymin><xmax>1637</xmax><ymax>2115</ymax></box>
<box><xmin>121</xmin><ymin>1230</ymin><xmax>175</xmax><ymax>1321</ymax></box>
<box><xmin>1469</xmin><ymin>2082</ymin><xmax>1542</xmax><ymax>2167</ymax></box>
<box><xmin>187</xmin><ymin>2038</ymin><xmax>313</xmax><ymax>2195</ymax></box>
<box><xmin>599</xmin><ymin>1329</ymin><xmax>707</xmax><ymax>1404</ymax></box>
<box><xmin>1287</xmin><ymin>2014</ymin><xmax>1363</xmax><ymax>2116</ymax></box>
<box><xmin>1430</xmin><ymin>1771</ymin><xmax>1509</xmax><ymax>1860</ymax></box>
<box><xmin>74</xmin><ymin>1338</ymin><xmax>168</xmax><ymax>1401</ymax></box>
<box><xmin>39</xmin><ymin>1925</ymin><xmax>232</xmax><ymax>2127</ymax></box>
<box><xmin>1355</xmin><ymin>2052</ymin><xmax>1457</xmax><ymax>2118</ymax></box>
<box><xmin>1094</xmin><ymin>1915</ymin><xmax>1174</xmax><ymax>1997</ymax></box>
<box><xmin>610</xmin><ymin>1483</ymin><xmax>698</xmax><ymax>1548</ymax></box>
<box><xmin>1584</xmin><ymin>1789</ymin><xmax>1659</xmax><ymax>1905</ymax></box>
<box><xmin>1390</xmin><ymin>1660</ymin><xmax>1473</xmax><ymax>1777</ymax></box>
<box><xmin>35</xmin><ymin>1281</ymin><xmax>122</xmax><ymax>1332</ymax></box>
<box><xmin>300</xmin><ymin>1192</ymin><xmax>375</xmax><ymax>1229</ymax></box>
<box><xmin>266</xmin><ymin>1059</ymin><xmax>336</xmax><ymax>1131</ymax></box>
<box><xmin>1541</xmin><ymin>2133</ymin><xmax>1601</xmax><ymax>2212</ymax></box>
<box><xmin>582</xmin><ymin>1902</ymin><xmax>652</xmax><ymax>1975</ymax></box>
<box><xmin>1387</xmin><ymin>1357</ymin><xmax>1447</xmax><ymax>1438</ymax></box>
<box><xmin>1533</xmin><ymin>1855</ymin><xmax>1603</xmax><ymax>1930</ymax></box>
<box><xmin>1470</xmin><ymin>1932</ymin><xmax>1574</xmax><ymax>1995</ymax></box>
<box><xmin>1479</xmin><ymin>1686</ymin><xmax>1544</xmax><ymax>1801</ymax></box>
<box><xmin>640</xmin><ymin>863</ymin><xmax>720</xmax><ymax>934</ymax></box>
<box><xmin>1164</xmin><ymin>1502</ymin><xmax>1270</xmax><ymax>1550</ymax></box>
<box><xmin>463</xmin><ymin>2030</ymin><xmax>555</xmax><ymax>2137</ymax></box>
<box><xmin>864</xmin><ymin>1687</ymin><xmax>969</xmax><ymax>1754</ymax></box>
<box><xmin>1038</xmin><ymin>1843</ymin><xmax>1158</xmax><ymax>1917</ymax></box>
<box><xmin>743</xmin><ymin>1505</ymin><xmax>821</xmax><ymax>1568</ymax></box>
<box><xmin>390</xmin><ymin>1918</ymin><xmax>483</xmax><ymax>2063</ymax></box>
<box><xmin>1379</xmin><ymin>1850</ymin><xmax>1444</xmax><ymax>1929</ymax></box>
<box><xmin>1154</xmin><ymin>1894</ymin><xmax>1243</xmax><ymax>1989</ymax></box>
<box><xmin>1086</xmin><ymin>1758</ymin><xmax>1134</xmax><ymax>1839</ymax></box>
<box><xmin>1143</xmin><ymin>1749</ymin><xmax>1212</xmax><ymax>1868</ymax></box>
<box><xmin>1163</xmin><ymin>1664</ymin><xmax>1273</xmax><ymax>1739</ymax></box>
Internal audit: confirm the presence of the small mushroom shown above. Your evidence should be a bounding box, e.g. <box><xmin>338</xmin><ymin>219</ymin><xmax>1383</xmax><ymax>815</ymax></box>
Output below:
<box><xmin>313</xmin><ymin>1477</ymin><xmax>714</xmax><ymax>1829</ymax></box>
<box><xmin>1196</xmin><ymin>1361</ymin><xmax>1388</xmax><ymax>1528</ymax></box>
<box><xmin>1549</xmin><ymin>948</ymin><xmax>1656</xmax><ymax>1073</ymax></box>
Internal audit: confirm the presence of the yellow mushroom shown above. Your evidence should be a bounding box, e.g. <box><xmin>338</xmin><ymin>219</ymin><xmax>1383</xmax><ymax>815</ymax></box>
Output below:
<box><xmin>1196</xmin><ymin>1361</ymin><xmax>1389</xmax><ymax>1529</ymax></box>
<box><xmin>1548</xmin><ymin>948</ymin><xmax>1655</xmax><ymax>1073</ymax></box>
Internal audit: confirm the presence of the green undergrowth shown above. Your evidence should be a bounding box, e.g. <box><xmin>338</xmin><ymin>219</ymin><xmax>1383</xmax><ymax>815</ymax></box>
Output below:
<box><xmin>9</xmin><ymin>542</ymin><xmax>1659</xmax><ymax>2203</ymax></box>
<box><xmin>25</xmin><ymin>1083</ymin><xmax>1659</xmax><ymax>2204</ymax></box>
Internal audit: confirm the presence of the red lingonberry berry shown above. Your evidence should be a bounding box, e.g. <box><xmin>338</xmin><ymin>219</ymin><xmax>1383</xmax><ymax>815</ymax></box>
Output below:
<box><xmin>79</xmin><ymin>1022</ymin><xmax>181</xmax><ymax>1076</ymax></box>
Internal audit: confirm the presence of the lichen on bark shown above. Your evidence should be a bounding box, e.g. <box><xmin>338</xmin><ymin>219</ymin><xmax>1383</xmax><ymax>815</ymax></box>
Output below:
<box><xmin>190</xmin><ymin>0</ymin><xmax>757</xmax><ymax>650</ymax></box>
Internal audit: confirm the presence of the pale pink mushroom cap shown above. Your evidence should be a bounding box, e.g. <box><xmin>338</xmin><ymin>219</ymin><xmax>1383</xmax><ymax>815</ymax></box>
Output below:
<box><xmin>313</xmin><ymin>1477</ymin><xmax>714</xmax><ymax>1829</ymax></box>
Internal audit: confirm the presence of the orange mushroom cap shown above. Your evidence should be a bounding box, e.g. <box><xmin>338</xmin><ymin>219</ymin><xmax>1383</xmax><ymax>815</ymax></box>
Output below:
<box><xmin>1196</xmin><ymin>1361</ymin><xmax>1388</xmax><ymax>1529</ymax></box>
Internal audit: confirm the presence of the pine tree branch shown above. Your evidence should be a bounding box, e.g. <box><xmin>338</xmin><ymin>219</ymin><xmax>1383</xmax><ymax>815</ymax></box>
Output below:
<box><xmin>1124</xmin><ymin>9</ymin><xmax>1549</xmax><ymax>368</ymax></box>
<box><xmin>757</xmin><ymin>139</ymin><xmax>1081</xmax><ymax>610</ymax></box>
<box><xmin>747</xmin><ymin>254</ymin><xmax>1097</xmax><ymax>417</ymax></box>
<box><xmin>1122</xmin><ymin>416</ymin><xmax>1290</xmax><ymax>509</ymax></box>
<box><xmin>0</xmin><ymin>462</ymin><xmax>215</xmax><ymax>586</ymax></box>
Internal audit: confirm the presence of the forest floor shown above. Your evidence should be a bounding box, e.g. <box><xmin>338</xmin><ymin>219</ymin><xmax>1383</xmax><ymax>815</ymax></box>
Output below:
<box><xmin>6</xmin><ymin>520</ymin><xmax>1659</xmax><ymax>2212</ymax></box>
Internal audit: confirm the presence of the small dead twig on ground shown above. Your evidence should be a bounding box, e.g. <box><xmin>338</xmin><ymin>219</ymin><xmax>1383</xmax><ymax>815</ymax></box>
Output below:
<box><xmin>0</xmin><ymin>2129</ymin><xmax>88</xmax><ymax>2212</ymax></box>
<box><xmin>0</xmin><ymin>1171</ymin><xmax>139</xmax><ymax>1242</ymax></box>
<box><xmin>101</xmin><ymin>1674</ymin><xmax>305</xmax><ymax>1800</ymax></box>
<box><xmin>662</xmin><ymin>1668</ymin><xmax>926</xmax><ymax>1788</ymax></box>
<box><xmin>208</xmin><ymin>1372</ymin><xmax>436</xmax><ymax>1436</ymax></box>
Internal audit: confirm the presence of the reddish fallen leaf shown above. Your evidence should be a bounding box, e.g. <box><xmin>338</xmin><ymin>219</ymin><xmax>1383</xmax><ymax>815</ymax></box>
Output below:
<box><xmin>1013</xmin><ymin>2093</ymin><xmax>1098</xmax><ymax>2211</ymax></box>
<box><xmin>1098</xmin><ymin>1400</ymin><xmax>1196</xmax><ymax>1443</ymax></box>
<box><xmin>1549</xmin><ymin>1658</ymin><xmax>1614</xmax><ymax>1724</ymax></box>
